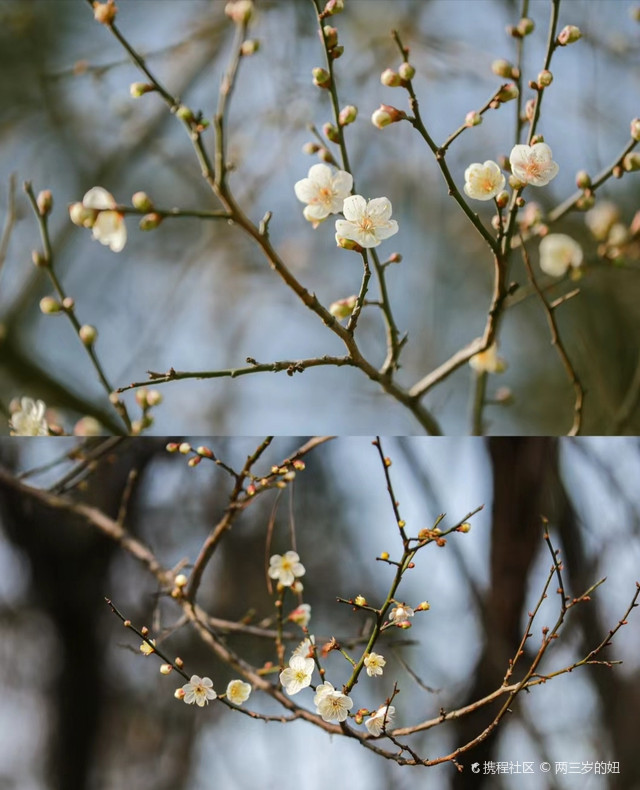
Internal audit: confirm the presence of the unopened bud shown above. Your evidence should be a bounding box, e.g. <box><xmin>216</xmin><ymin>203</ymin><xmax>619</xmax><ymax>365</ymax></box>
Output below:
<box><xmin>371</xmin><ymin>104</ymin><xmax>406</xmax><ymax>129</ymax></box>
<box><xmin>302</xmin><ymin>141</ymin><xmax>321</xmax><ymax>155</ymax></box>
<box><xmin>240</xmin><ymin>39</ymin><xmax>260</xmax><ymax>56</ymax></box>
<box><xmin>338</xmin><ymin>105</ymin><xmax>358</xmax><ymax>126</ymax></box>
<box><xmin>93</xmin><ymin>0</ymin><xmax>117</xmax><ymax>25</ymax></box>
<box><xmin>175</xmin><ymin>105</ymin><xmax>195</xmax><ymax>123</ymax></box>
<box><xmin>398</xmin><ymin>62</ymin><xmax>415</xmax><ymax>80</ymax></box>
<box><xmin>329</xmin><ymin>295</ymin><xmax>358</xmax><ymax>319</ymax></box>
<box><xmin>329</xmin><ymin>45</ymin><xmax>344</xmax><ymax>60</ymax></box>
<box><xmin>623</xmin><ymin>152</ymin><xmax>640</xmax><ymax>172</ymax></box>
<box><xmin>69</xmin><ymin>202</ymin><xmax>96</xmax><ymax>228</ymax></box>
<box><xmin>495</xmin><ymin>190</ymin><xmax>509</xmax><ymax>209</ymax></box>
<box><xmin>132</xmin><ymin>191</ymin><xmax>153</xmax><ymax>211</ymax></box>
<box><xmin>188</xmin><ymin>456</ymin><xmax>201</xmax><ymax>467</ymax></box>
<box><xmin>323</xmin><ymin>0</ymin><xmax>344</xmax><ymax>16</ymax></box>
<box><xmin>130</xmin><ymin>82</ymin><xmax>154</xmax><ymax>98</ymax></box>
<box><xmin>160</xmin><ymin>664</ymin><xmax>173</xmax><ymax>675</ymax></box>
<box><xmin>575</xmin><ymin>170</ymin><xmax>591</xmax><ymax>189</ymax></box>
<box><xmin>147</xmin><ymin>389</ymin><xmax>162</xmax><ymax>406</ymax></box>
<box><xmin>139</xmin><ymin>212</ymin><xmax>163</xmax><ymax>231</ymax></box>
<box><xmin>380</xmin><ymin>551</ymin><xmax>390</xmax><ymax>560</ymax></box>
<box><xmin>335</xmin><ymin>234</ymin><xmax>363</xmax><ymax>252</ymax></box>
<box><xmin>166</xmin><ymin>442</ymin><xmax>179</xmax><ymax>452</ymax></box>
<box><xmin>224</xmin><ymin>0</ymin><xmax>254</xmax><ymax>24</ymax></box>
<box><xmin>524</xmin><ymin>98</ymin><xmax>536</xmax><ymax>121</ymax></box>
<box><xmin>73</xmin><ymin>416</ymin><xmax>102</xmax><ymax>436</ymax></box>
<box><xmin>178</xmin><ymin>442</ymin><xmax>191</xmax><ymax>454</ymax></box>
<box><xmin>576</xmin><ymin>193</ymin><xmax>595</xmax><ymax>210</ymax></box>
<box><xmin>380</xmin><ymin>68</ymin><xmax>402</xmax><ymax>87</ymax></box>
<box><xmin>537</xmin><ymin>69</ymin><xmax>553</xmax><ymax>87</ymax></box>
<box><xmin>517</xmin><ymin>17</ymin><xmax>535</xmax><ymax>35</ymax></box>
<box><xmin>465</xmin><ymin>110</ymin><xmax>482</xmax><ymax>127</ymax></box>
<box><xmin>32</xmin><ymin>250</ymin><xmax>47</xmax><ymax>267</ymax></box>
<box><xmin>492</xmin><ymin>59</ymin><xmax>518</xmax><ymax>80</ymax></box>
<box><xmin>40</xmin><ymin>296</ymin><xmax>61</xmax><ymax>314</ymax></box>
<box><xmin>459</xmin><ymin>522</ymin><xmax>472</xmax><ymax>533</ymax></box>
<box><xmin>631</xmin><ymin>118</ymin><xmax>640</xmax><ymax>142</ymax></box>
<box><xmin>37</xmin><ymin>190</ymin><xmax>53</xmax><ymax>216</ymax></box>
<box><xmin>322</xmin><ymin>25</ymin><xmax>338</xmax><ymax>49</ymax></box>
<box><xmin>322</xmin><ymin>122</ymin><xmax>340</xmax><ymax>144</ymax></box>
<box><xmin>312</xmin><ymin>67</ymin><xmax>331</xmax><ymax>88</ymax></box>
<box><xmin>79</xmin><ymin>324</ymin><xmax>98</xmax><ymax>346</ymax></box>
<box><xmin>496</xmin><ymin>83</ymin><xmax>519</xmax><ymax>102</ymax></box>
<box><xmin>557</xmin><ymin>25</ymin><xmax>582</xmax><ymax>46</ymax></box>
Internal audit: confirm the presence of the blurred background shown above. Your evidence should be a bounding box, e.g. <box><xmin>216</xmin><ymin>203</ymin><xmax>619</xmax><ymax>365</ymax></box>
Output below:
<box><xmin>0</xmin><ymin>0</ymin><xmax>639</xmax><ymax>435</ymax></box>
<box><xmin>0</xmin><ymin>435</ymin><xmax>639</xmax><ymax>789</ymax></box>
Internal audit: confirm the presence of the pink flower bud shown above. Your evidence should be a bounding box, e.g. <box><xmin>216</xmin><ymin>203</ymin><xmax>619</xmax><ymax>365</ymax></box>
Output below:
<box><xmin>322</xmin><ymin>122</ymin><xmax>340</xmax><ymax>143</ymax></box>
<box><xmin>338</xmin><ymin>105</ymin><xmax>358</xmax><ymax>126</ymax></box>
<box><xmin>322</xmin><ymin>25</ymin><xmax>338</xmax><ymax>49</ymax></box>
<box><xmin>139</xmin><ymin>212</ymin><xmax>163</xmax><ymax>230</ymax></box>
<box><xmin>465</xmin><ymin>110</ymin><xmax>482</xmax><ymax>127</ymax></box>
<box><xmin>557</xmin><ymin>25</ymin><xmax>582</xmax><ymax>46</ymax></box>
<box><xmin>492</xmin><ymin>59</ymin><xmax>518</xmax><ymax>79</ymax></box>
<box><xmin>312</xmin><ymin>67</ymin><xmax>331</xmax><ymax>88</ymax></box>
<box><xmin>371</xmin><ymin>104</ymin><xmax>406</xmax><ymax>129</ymax></box>
<box><xmin>496</xmin><ymin>83</ymin><xmax>519</xmax><ymax>102</ymax></box>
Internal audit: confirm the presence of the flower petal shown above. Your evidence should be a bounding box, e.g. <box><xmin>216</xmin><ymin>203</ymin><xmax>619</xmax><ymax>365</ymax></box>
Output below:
<box><xmin>83</xmin><ymin>186</ymin><xmax>116</xmax><ymax>210</ymax></box>
<box><xmin>341</xmin><ymin>194</ymin><xmax>367</xmax><ymax>221</ymax></box>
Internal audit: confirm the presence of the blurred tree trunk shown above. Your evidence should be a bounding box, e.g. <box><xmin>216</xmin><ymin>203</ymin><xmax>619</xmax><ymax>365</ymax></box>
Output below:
<box><xmin>452</xmin><ymin>437</ymin><xmax>555</xmax><ymax>789</ymax></box>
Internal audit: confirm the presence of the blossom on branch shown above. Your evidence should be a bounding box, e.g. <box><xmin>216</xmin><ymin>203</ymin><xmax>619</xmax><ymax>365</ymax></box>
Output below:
<box><xmin>335</xmin><ymin>195</ymin><xmax>399</xmax><ymax>248</ymax></box>
<box><xmin>268</xmin><ymin>551</ymin><xmax>305</xmax><ymax>587</ymax></box>
<box><xmin>139</xmin><ymin>639</ymin><xmax>155</xmax><ymax>656</ymax></box>
<box><xmin>389</xmin><ymin>604</ymin><xmax>414</xmax><ymax>625</ymax></box>
<box><xmin>70</xmin><ymin>187</ymin><xmax>127</xmax><ymax>252</ymax></box>
<box><xmin>226</xmin><ymin>679</ymin><xmax>252</xmax><ymax>705</ymax></box>
<box><xmin>313</xmin><ymin>682</ymin><xmax>353</xmax><ymax>722</ymax></box>
<box><xmin>539</xmin><ymin>234</ymin><xmax>583</xmax><ymax>277</ymax></box>
<box><xmin>463</xmin><ymin>160</ymin><xmax>506</xmax><ymax>201</ymax></box>
<box><xmin>180</xmin><ymin>675</ymin><xmax>217</xmax><ymax>707</ymax></box>
<box><xmin>509</xmin><ymin>143</ymin><xmax>559</xmax><ymax>187</ymax></box>
<box><xmin>279</xmin><ymin>655</ymin><xmax>315</xmax><ymax>695</ymax></box>
<box><xmin>288</xmin><ymin>603</ymin><xmax>311</xmax><ymax>627</ymax></box>
<box><xmin>364</xmin><ymin>652</ymin><xmax>386</xmax><ymax>677</ymax></box>
<box><xmin>294</xmin><ymin>164</ymin><xmax>353</xmax><ymax>223</ymax></box>
<box><xmin>365</xmin><ymin>704</ymin><xmax>395</xmax><ymax>736</ymax></box>
<box><xmin>9</xmin><ymin>398</ymin><xmax>49</xmax><ymax>436</ymax></box>
<box><xmin>469</xmin><ymin>343</ymin><xmax>506</xmax><ymax>374</ymax></box>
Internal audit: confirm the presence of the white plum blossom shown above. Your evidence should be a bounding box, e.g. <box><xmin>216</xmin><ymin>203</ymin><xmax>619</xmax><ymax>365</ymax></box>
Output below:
<box><xmin>389</xmin><ymin>604</ymin><xmax>414</xmax><ymax>624</ymax></box>
<box><xmin>226</xmin><ymin>679</ymin><xmax>252</xmax><ymax>705</ymax></box>
<box><xmin>313</xmin><ymin>682</ymin><xmax>353</xmax><ymax>723</ymax></box>
<box><xmin>463</xmin><ymin>160</ymin><xmax>505</xmax><ymax>201</ymax></box>
<box><xmin>9</xmin><ymin>398</ymin><xmax>49</xmax><ymax>436</ymax></box>
<box><xmin>139</xmin><ymin>639</ymin><xmax>155</xmax><ymax>656</ymax></box>
<box><xmin>81</xmin><ymin>187</ymin><xmax>127</xmax><ymax>252</ymax></box>
<box><xmin>469</xmin><ymin>343</ymin><xmax>506</xmax><ymax>374</ymax></box>
<box><xmin>294</xmin><ymin>164</ymin><xmax>353</xmax><ymax>223</ymax></box>
<box><xmin>538</xmin><ymin>234</ymin><xmax>583</xmax><ymax>277</ymax></box>
<box><xmin>365</xmin><ymin>704</ymin><xmax>396</xmax><ymax>736</ymax></box>
<box><xmin>268</xmin><ymin>551</ymin><xmax>305</xmax><ymax>587</ymax></box>
<box><xmin>364</xmin><ymin>652</ymin><xmax>386</xmax><ymax>677</ymax></box>
<box><xmin>509</xmin><ymin>143</ymin><xmax>559</xmax><ymax>187</ymax></box>
<box><xmin>335</xmin><ymin>195</ymin><xmax>399</xmax><ymax>249</ymax></box>
<box><xmin>288</xmin><ymin>603</ymin><xmax>311</xmax><ymax>627</ymax></box>
<box><xmin>279</xmin><ymin>655</ymin><xmax>315</xmax><ymax>695</ymax></box>
<box><xmin>181</xmin><ymin>675</ymin><xmax>217</xmax><ymax>707</ymax></box>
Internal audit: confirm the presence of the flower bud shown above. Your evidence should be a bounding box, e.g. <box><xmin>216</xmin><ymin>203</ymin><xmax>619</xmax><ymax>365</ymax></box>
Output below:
<box><xmin>338</xmin><ymin>105</ymin><xmax>358</xmax><ymax>126</ymax></box>
<box><xmin>329</xmin><ymin>295</ymin><xmax>358</xmax><ymax>319</ymax></box>
<box><xmin>398</xmin><ymin>62</ymin><xmax>415</xmax><ymax>80</ymax></box>
<box><xmin>322</xmin><ymin>122</ymin><xmax>340</xmax><ymax>143</ymax></box>
<box><xmin>73</xmin><ymin>416</ymin><xmax>103</xmax><ymax>436</ymax></box>
<box><xmin>575</xmin><ymin>170</ymin><xmax>591</xmax><ymax>189</ymax></box>
<box><xmin>166</xmin><ymin>442</ymin><xmax>179</xmax><ymax>452</ymax></box>
<box><xmin>302</xmin><ymin>141</ymin><xmax>320</xmax><ymax>155</ymax></box>
<box><xmin>623</xmin><ymin>152</ymin><xmax>640</xmax><ymax>172</ymax></box>
<box><xmin>40</xmin><ymin>296</ymin><xmax>61</xmax><ymax>314</ymax></box>
<box><xmin>132</xmin><ymin>191</ymin><xmax>153</xmax><ymax>211</ymax></box>
<box><xmin>240</xmin><ymin>39</ymin><xmax>260</xmax><ymax>56</ymax></box>
<box><xmin>175</xmin><ymin>105</ymin><xmax>195</xmax><ymax>123</ymax></box>
<box><xmin>135</xmin><ymin>389</ymin><xmax>149</xmax><ymax>408</ymax></box>
<box><xmin>495</xmin><ymin>190</ymin><xmax>509</xmax><ymax>209</ymax></box>
<box><xmin>69</xmin><ymin>202</ymin><xmax>96</xmax><ymax>228</ymax></box>
<box><xmin>174</xmin><ymin>688</ymin><xmax>186</xmax><ymax>700</ymax></box>
<box><xmin>371</xmin><ymin>104</ymin><xmax>406</xmax><ymax>129</ymax></box>
<box><xmin>32</xmin><ymin>250</ymin><xmax>47</xmax><ymax>267</ymax></box>
<box><xmin>188</xmin><ymin>456</ymin><xmax>201</xmax><ymax>467</ymax></box>
<box><xmin>93</xmin><ymin>0</ymin><xmax>117</xmax><ymax>25</ymax></box>
<box><xmin>537</xmin><ymin>69</ymin><xmax>553</xmax><ymax>87</ymax></box>
<box><xmin>62</xmin><ymin>297</ymin><xmax>75</xmax><ymax>311</ymax></box>
<box><xmin>576</xmin><ymin>193</ymin><xmax>595</xmax><ymax>210</ymax></box>
<box><xmin>380</xmin><ymin>551</ymin><xmax>390</xmax><ymax>560</ymax></box>
<box><xmin>79</xmin><ymin>324</ymin><xmax>98</xmax><ymax>346</ymax></box>
<box><xmin>139</xmin><ymin>212</ymin><xmax>163</xmax><ymax>231</ymax></box>
<box><xmin>178</xmin><ymin>442</ymin><xmax>192</xmax><ymax>454</ymax></box>
<box><xmin>354</xmin><ymin>595</ymin><xmax>367</xmax><ymax>606</ymax></box>
<box><xmin>492</xmin><ymin>59</ymin><xmax>518</xmax><ymax>79</ymax></box>
<box><xmin>160</xmin><ymin>664</ymin><xmax>173</xmax><ymax>675</ymax></box>
<box><xmin>147</xmin><ymin>389</ymin><xmax>163</xmax><ymax>406</ymax></box>
<box><xmin>557</xmin><ymin>25</ymin><xmax>582</xmax><ymax>45</ymax></box>
<box><xmin>323</xmin><ymin>0</ymin><xmax>344</xmax><ymax>16</ymax></box>
<box><xmin>335</xmin><ymin>234</ymin><xmax>362</xmax><ymax>252</ymax></box>
<box><xmin>312</xmin><ymin>67</ymin><xmax>331</xmax><ymax>88</ymax></box>
<box><xmin>465</xmin><ymin>110</ymin><xmax>482</xmax><ymax>127</ymax></box>
<box><xmin>496</xmin><ymin>83</ymin><xmax>519</xmax><ymax>102</ymax></box>
<box><xmin>380</xmin><ymin>68</ymin><xmax>402</xmax><ymax>87</ymax></box>
<box><xmin>631</xmin><ymin>118</ymin><xmax>640</xmax><ymax>142</ymax></box>
<box><xmin>224</xmin><ymin>0</ymin><xmax>254</xmax><ymax>24</ymax></box>
<box><xmin>329</xmin><ymin>45</ymin><xmax>344</xmax><ymax>60</ymax></box>
<box><xmin>37</xmin><ymin>190</ymin><xmax>53</xmax><ymax>216</ymax></box>
<box><xmin>322</xmin><ymin>25</ymin><xmax>338</xmax><ymax>49</ymax></box>
<box><xmin>509</xmin><ymin>174</ymin><xmax>527</xmax><ymax>190</ymax></box>
<box><xmin>130</xmin><ymin>82</ymin><xmax>154</xmax><ymax>98</ymax></box>
<box><xmin>517</xmin><ymin>17</ymin><xmax>535</xmax><ymax>36</ymax></box>
<box><xmin>318</xmin><ymin>147</ymin><xmax>334</xmax><ymax>163</ymax></box>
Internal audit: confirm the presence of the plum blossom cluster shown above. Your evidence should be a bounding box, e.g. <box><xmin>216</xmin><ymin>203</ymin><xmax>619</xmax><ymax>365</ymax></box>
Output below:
<box><xmin>174</xmin><ymin>675</ymin><xmax>252</xmax><ymax>708</ymax></box>
<box><xmin>463</xmin><ymin>142</ymin><xmax>559</xmax><ymax>202</ymax></box>
<box><xmin>294</xmin><ymin>165</ymin><xmax>399</xmax><ymax>249</ymax></box>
